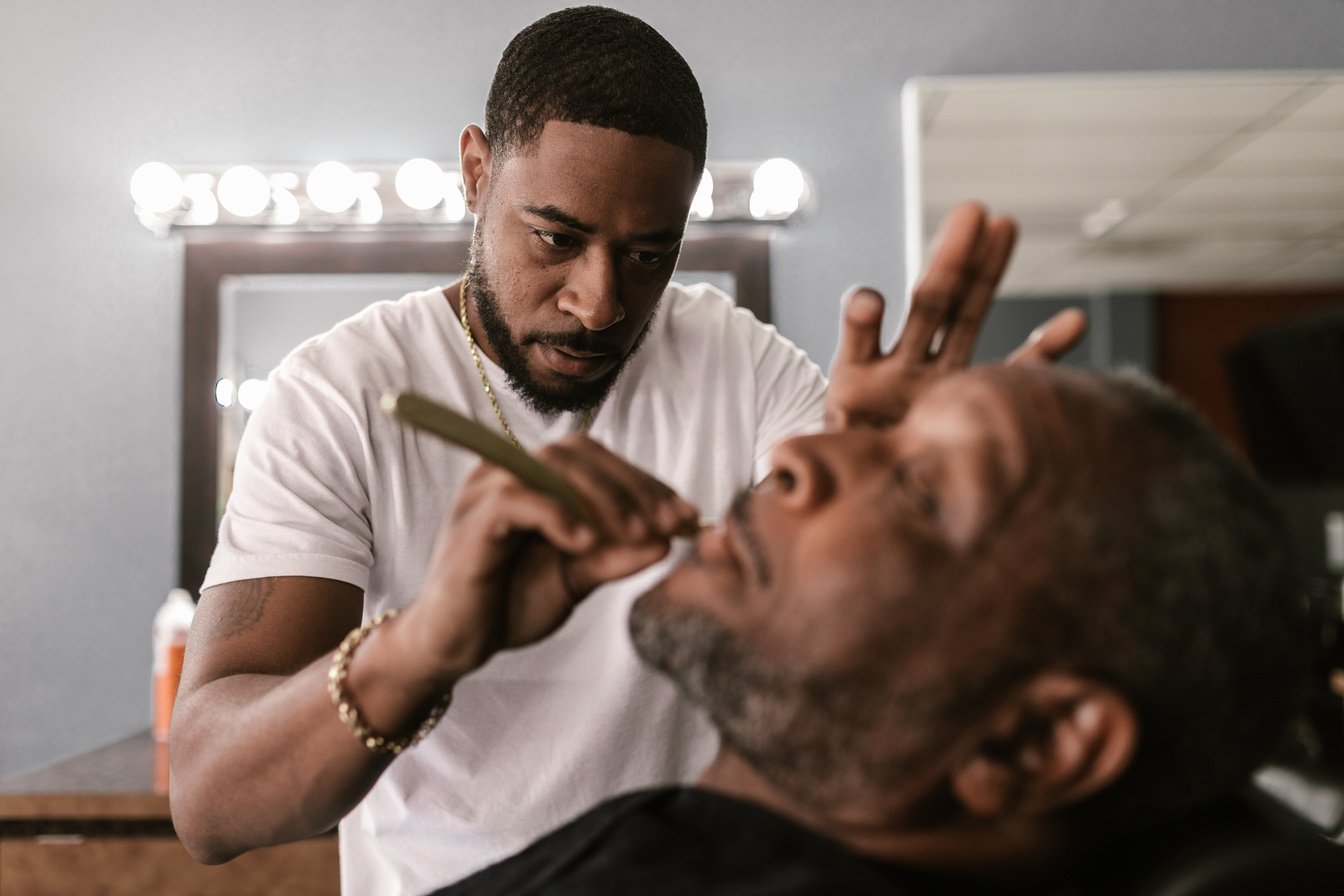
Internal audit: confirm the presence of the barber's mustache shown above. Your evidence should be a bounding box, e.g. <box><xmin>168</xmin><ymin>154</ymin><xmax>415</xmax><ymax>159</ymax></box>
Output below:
<box><xmin>523</xmin><ymin>330</ymin><xmax>624</xmax><ymax>355</ymax></box>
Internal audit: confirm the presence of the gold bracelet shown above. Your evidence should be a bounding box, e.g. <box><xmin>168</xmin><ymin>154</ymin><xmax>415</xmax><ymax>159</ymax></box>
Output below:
<box><xmin>327</xmin><ymin>609</ymin><xmax>451</xmax><ymax>755</ymax></box>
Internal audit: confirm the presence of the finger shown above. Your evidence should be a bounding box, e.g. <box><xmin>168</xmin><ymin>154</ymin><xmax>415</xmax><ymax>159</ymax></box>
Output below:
<box><xmin>831</xmin><ymin>287</ymin><xmax>887</xmax><ymax>366</ymax></box>
<box><xmin>566</xmin><ymin>540</ymin><xmax>675</xmax><ymax>594</ymax></box>
<box><xmin>1006</xmin><ymin>307</ymin><xmax>1089</xmax><ymax>365</ymax></box>
<box><xmin>935</xmin><ymin>214</ymin><xmax>1019</xmax><ymax>369</ymax></box>
<box><xmin>454</xmin><ymin>466</ymin><xmax>598</xmax><ymax>560</ymax></box>
<box><xmin>538</xmin><ymin>437</ymin><xmax>696</xmax><ymax>542</ymax></box>
<box><xmin>894</xmin><ymin>202</ymin><xmax>987</xmax><ymax>363</ymax></box>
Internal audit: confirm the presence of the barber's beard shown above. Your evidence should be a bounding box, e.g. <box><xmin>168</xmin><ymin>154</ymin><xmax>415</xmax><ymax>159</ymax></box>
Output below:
<box><xmin>463</xmin><ymin>237</ymin><xmax>657</xmax><ymax>417</ymax></box>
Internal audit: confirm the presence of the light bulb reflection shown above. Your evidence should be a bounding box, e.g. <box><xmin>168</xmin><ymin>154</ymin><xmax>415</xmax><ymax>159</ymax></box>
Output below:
<box><xmin>270</xmin><ymin>187</ymin><xmax>301</xmax><ymax>225</ymax></box>
<box><xmin>181</xmin><ymin>174</ymin><xmax>219</xmax><ymax>226</ymax></box>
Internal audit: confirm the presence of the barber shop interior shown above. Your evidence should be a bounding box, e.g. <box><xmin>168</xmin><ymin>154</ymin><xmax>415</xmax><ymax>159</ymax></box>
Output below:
<box><xmin>5</xmin><ymin>2</ymin><xmax>1344</xmax><ymax>893</ymax></box>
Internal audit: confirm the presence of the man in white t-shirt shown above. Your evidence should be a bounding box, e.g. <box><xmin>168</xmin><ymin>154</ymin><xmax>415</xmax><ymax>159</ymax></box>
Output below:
<box><xmin>169</xmin><ymin>7</ymin><xmax>1082</xmax><ymax>893</ymax></box>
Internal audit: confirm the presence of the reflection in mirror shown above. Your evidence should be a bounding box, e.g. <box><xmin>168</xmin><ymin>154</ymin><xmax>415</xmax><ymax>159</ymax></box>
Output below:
<box><xmin>216</xmin><ymin>274</ymin><xmax>452</xmax><ymax>522</ymax></box>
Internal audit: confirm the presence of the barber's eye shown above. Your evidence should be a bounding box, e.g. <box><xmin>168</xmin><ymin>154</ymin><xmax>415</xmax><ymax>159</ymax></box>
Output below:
<box><xmin>534</xmin><ymin>229</ymin><xmax>577</xmax><ymax>250</ymax></box>
<box><xmin>627</xmin><ymin>248</ymin><xmax>672</xmax><ymax>267</ymax></box>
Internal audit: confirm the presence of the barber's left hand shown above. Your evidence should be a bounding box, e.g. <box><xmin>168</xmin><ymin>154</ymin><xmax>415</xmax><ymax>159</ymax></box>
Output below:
<box><xmin>824</xmin><ymin>202</ymin><xmax>1085</xmax><ymax>429</ymax></box>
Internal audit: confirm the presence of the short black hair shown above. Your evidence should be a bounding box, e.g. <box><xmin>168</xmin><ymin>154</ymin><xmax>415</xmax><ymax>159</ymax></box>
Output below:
<box><xmin>983</xmin><ymin>368</ymin><xmax>1308</xmax><ymax>831</ymax></box>
<box><xmin>484</xmin><ymin>6</ymin><xmax>707</xmax><ymax>172</ymax></box>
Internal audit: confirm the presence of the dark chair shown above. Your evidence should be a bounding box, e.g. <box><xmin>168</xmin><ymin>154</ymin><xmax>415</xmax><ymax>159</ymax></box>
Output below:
<box><xmin>1096</xmin><ymin>763</ymin><xmax>1344</xmax><ymax>896</ymax></box>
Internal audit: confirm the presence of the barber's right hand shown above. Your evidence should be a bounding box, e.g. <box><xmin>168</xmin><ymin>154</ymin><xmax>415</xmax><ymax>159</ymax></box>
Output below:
<box><xmin>401</xmin><ymin>434</ymin><xmax>700</xmax><ymax>684</ymax></box>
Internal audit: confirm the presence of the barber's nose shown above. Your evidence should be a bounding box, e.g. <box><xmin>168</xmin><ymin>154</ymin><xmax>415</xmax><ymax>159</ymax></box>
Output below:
<box><xmin>557</xmin><ymin>254</ymin><xmax>625</xmax><ymax>331</ymax></box>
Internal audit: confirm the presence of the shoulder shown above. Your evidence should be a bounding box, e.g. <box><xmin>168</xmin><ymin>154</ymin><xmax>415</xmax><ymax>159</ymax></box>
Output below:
<box><xmin>274</xmin><ymin>285</ymin><xmax>455</xmax><ymax>393</ymax></box>
<box><xmin>647</xmin><ymin>280</ymin><xmax>815</xmax><ymax>368</ymax></box>
<box><xmin>658</xmin><ymin>280</ymin><xmax>774</xmax><ymax>337</ymax></box>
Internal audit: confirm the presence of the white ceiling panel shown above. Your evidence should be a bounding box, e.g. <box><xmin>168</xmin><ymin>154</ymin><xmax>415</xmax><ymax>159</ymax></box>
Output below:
<box><xmin>907</xmin><ymin>71</ymin><xmax>1344</xmax><ymax>295</ymax></box>
<box><xmin>922</xmin><ymin>77</ymin><xmax>1308</xmax><ymax>127</ymax></box>
<box><xmin>1215</xmin><ymin>128</ymin><xmax>1344</xmax><ymax>167</ymax></box>
<box><xmin>1282</xmin><ymin>81</ymin><xmax>1344</xmax><ymax>122</ymax></box>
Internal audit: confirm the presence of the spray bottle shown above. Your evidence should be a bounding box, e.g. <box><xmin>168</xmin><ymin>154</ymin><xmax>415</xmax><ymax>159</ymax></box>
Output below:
<box><xmin>152</xmin><ymin>588</ymin><xmax>196</xmax><ymax>741</ymax></box>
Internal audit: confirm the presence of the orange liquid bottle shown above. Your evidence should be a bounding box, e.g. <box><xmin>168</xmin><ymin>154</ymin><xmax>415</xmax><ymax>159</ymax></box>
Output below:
<box><xmin>152</xmin><ymin>588</ymin><xmax>196</xmax><ymax>741</ymax></box>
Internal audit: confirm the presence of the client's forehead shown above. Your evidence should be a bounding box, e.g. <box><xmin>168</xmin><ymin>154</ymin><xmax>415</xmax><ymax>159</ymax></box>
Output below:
<box><xmin>911</xmin><ymin>366</ymin><xmax>1109</xmax><ymax>503</ymax></box>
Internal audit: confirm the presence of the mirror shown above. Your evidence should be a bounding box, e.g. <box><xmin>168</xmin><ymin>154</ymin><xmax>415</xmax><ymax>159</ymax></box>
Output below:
<box><xmin>180</xmin><ymin>229</ymin><xmax>773</xmax><ymax>594</ymax></box>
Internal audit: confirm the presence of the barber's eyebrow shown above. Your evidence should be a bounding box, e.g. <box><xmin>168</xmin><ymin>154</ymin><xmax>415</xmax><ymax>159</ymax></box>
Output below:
<box><xmin>521</xmin><ymin>203</ymin><xmax>685</xmax><ymax>244</ymax></box>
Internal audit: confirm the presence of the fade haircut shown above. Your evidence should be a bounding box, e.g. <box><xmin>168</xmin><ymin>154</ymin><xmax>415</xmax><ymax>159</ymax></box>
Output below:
<box><xmin>484</xmin><ymin>6</ymin><xmax>707</xmax><ymax>171</ymax></box>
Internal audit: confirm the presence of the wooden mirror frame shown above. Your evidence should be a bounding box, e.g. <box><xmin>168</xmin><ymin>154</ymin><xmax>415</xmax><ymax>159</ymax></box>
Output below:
<box><xmin>179</xmin><ymin>227</ymin><xmax>774</xmax><ymax>594</ymax></box>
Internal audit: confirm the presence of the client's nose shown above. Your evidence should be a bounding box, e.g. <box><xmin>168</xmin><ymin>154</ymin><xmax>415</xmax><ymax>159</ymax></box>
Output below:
<box><xmin>767</xmin><ymin>431</ymin><xmax>887</xmax><ymax>512</ymax></box>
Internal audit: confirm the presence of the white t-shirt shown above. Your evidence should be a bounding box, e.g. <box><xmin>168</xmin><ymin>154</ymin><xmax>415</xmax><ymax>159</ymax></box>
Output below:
<box><xmin>204</xmin><ymin>282</ymin><xmax>828</xmax><ymax>894</ymax></box>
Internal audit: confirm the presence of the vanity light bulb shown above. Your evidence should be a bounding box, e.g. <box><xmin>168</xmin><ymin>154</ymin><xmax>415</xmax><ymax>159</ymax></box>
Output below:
<box><xmin>270</xmin><ymin>187</ymin><xmax>301</xmax><ymax>226</ymax></box>
<box><xmin>690</xmin><ymin>169</ymin><xmax>714</xmax><ymax>220</ymax></box>
<box><xmin>237</xmin><ymin>378</ymin><xmax>268</xmax><ymax>412</ymax></box>
<box><xmin>442</xmin><ymin>174</ymin><xmax>468</xmax><ymax>222</ymax></box>
<box><xmin>395</xmin><ymin>158</ymin><xmax>446</xmax><ymax>211</ymax></box>
<box><xmin>750</xmin><ymin>158</ymin><xmax>806</xmax><ymax>219</ymax></box>
<box><xmin>181</xmin><ymin>174</ymin><xmax>219</xmax><ymax>226</ymax></box>
<box><xmin>306</xmin><ymin>161</ymin><xmax>358</xmax><ymax>213</ymax></box>
<box><xmin>215</xmin><ymin>378</ymin><xmax>236</xmax><ymax>408</ymax></box>
<box><xmin>217</xmin><ymin>165</ymin><xmax>271</xmax><ymax>218</ymax></box>
<box><xmin>355</xmin><ymin>180</ymin><xmax>384</xmax><ymax>225</ymax></box>
<box><xmin>130</xmin><ymin>162</ymin><xmax>184</xmax><ymax>214</ymax></box>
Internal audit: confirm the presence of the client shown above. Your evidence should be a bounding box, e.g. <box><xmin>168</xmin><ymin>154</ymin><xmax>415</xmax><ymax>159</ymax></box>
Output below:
<box><xmin>430</xmin><ymin>364</ymin><xmax>1311</xmax><ymax>895</ymax></box>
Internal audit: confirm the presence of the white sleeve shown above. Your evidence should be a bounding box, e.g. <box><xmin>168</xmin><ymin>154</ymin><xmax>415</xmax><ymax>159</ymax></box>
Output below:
<box><xmin>202</xmin><ymin>354</ymin><xmax>375</xmax><ymax>593</ymax></box>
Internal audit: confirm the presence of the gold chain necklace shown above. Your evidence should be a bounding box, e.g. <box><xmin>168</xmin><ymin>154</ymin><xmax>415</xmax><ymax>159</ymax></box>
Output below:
<box><xmin>457</xmin><ymin>276</ymin><xmax>594</xmax><ymax>449</ymax></box>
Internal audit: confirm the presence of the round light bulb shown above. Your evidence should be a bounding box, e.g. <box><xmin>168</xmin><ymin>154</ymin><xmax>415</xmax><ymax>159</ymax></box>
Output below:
<box><xmin>270</xmin><ymin>187</ymin><xmax>301</xmax><ymax>226</ymax></box>
<box><xmin>306</xmin><ymin>161</ymin><xmax>358</xmax><ymax>213</ymax></box>
<box><xmin>690</xmin><ymin>169</ymin><xmax>715</xmax><ymax>220</ymax></box>
<box><xmin>217</xmin><ymin>165</ymin><xmax>271</xmax><ymax>217</ymax></box>
<box><xmin>181</xmin><ymin>174</ymin><xmax>219</xmax><ymax>226</ymax></box>
<box><xmin>237</xmin><ymin>378</ymin><xmax>268</xmax><ymax>412</ymax></box>
<box><xmin>442</xmin><ymin>173</ymin><xmax>468</xmax><ymax>222</ymax></box>
<box><xmin>355</xmin><ymin>180</ymin><xmax>384</xmax><ymax>224</ymax></box>
<box><xmin>214</xmin><ymin>378</ymin><xmax>236</xmax><ymax>408</ymax></box>
<box><xmin>395</xmin><ymin>158</ymin><xmax>446</xmax><ymax>211</ymax></box>
<box><xmin>130</xmin><ymin>162</ymin><xmax>184</xmax><ymax>214</ymax></box>
<box><xmin>750</xmin><ymin>158</ymin><xmax>806</xmax><ymax>219</ymax></box>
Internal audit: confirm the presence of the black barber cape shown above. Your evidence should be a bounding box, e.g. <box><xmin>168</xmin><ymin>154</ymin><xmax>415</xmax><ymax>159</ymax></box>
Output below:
<box><xmin>428</xmin><ymin>787</ymin><xmax>984</xmax><ymax>896</ymax></box>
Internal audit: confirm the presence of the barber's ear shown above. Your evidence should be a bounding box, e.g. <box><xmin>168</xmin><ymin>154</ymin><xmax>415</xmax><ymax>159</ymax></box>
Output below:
<box><xmin>459</xmin><ymin>124</ymin><xmax>492</xmax><ymax>214</ymax></box>
<box><xmin>950</xmin><ymin>674</ymin><xmax>1137</xmax><ymax>819</ymax></box>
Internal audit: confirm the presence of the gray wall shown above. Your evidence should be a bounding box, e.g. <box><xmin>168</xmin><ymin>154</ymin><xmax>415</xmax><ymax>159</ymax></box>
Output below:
<box><xmin>3</xmin><ymin>0</ymin><xmax>1343</xmax><ymax>779</ymax></box>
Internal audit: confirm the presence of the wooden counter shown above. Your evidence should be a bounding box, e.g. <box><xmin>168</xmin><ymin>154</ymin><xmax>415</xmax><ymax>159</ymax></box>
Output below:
<box><xmin>0</xmin><ymin>730</ymin><xmax>338</xmax><ymax>895</ymax></box>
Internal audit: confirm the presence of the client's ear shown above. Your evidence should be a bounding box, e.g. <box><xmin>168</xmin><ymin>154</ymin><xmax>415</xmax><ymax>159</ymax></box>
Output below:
<box><xmin>950</xmin><ymin>673</ymin><xmax>1137</xmax><ymax>819</ymax></box>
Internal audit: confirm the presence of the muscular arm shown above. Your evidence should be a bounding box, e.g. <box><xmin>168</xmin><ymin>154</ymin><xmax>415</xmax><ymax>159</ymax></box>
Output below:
<box><xmin>170</xmin><ymin>438</ymin><xmax>698</xmax><ymax>865</ymax></box>
<box><xmin>169</xmin><ymin>576</ymin><xmax>454</xmax><ymax>863</ymax></box>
